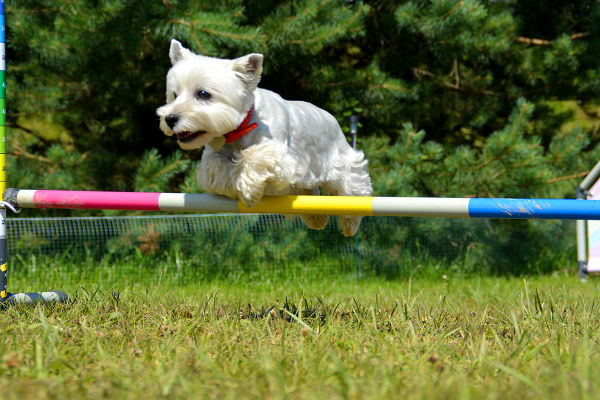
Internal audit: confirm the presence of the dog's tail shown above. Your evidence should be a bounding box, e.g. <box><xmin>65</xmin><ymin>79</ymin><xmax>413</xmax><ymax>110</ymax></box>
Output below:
<box><xmin>329</xmin><ymin>147</ymin><xmax>373</xmax><ymax>197</ymax></box>
<box><xmin>322</xmin><ymin>147</ymin><xmax>372</xmax><ymax>237</ymax></box>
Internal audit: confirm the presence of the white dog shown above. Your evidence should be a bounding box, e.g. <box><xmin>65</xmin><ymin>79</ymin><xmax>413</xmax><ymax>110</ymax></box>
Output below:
<box><xmin>157</xmin><ymin>40</ymin><xmax>373</xmax><ymax>236</ymax></box>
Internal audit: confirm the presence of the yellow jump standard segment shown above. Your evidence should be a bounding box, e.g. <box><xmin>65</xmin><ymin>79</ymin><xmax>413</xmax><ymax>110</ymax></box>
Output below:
<box><xmin>238</xmin><ymin>195</ymin><xmax>375</xmax><ymax>216</ymax></box>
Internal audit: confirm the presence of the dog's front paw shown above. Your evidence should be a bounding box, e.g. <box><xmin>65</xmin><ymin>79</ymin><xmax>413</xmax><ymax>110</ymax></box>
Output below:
<box><xmin>236</xmin><ymin>169</ymin><xmax>267</xmax><ymax>208</ymax></box>
<box><xmin>237</xmin><ymin>188</ymin><xmax>264</xmax><ymax>209</ymax></box>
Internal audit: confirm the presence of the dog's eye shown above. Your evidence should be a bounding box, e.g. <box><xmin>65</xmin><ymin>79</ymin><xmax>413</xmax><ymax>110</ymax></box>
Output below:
<box><xmin>196</xmin><ymin>90</ymin><xmax>211</xmax><ymax>100</ymax></box>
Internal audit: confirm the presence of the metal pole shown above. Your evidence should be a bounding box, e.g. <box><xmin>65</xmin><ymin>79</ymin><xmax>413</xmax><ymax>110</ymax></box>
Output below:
<box><xmin>350</xmin><ymin>115</ymin><xmax>359</xmax><ymax>281</ymax></box>
<box><xmin>0</xmin><ymin>0</ymin><xmax>8</xmax><ymax>303</ymax></box>
<box><xmin>575</xmin><ymin>160</ymin><xmax>600</xmax><ymax>278</ymax></box>
<box><xmin>576</xmin><ymin>188</ymin><xmax>588</xmax><ymax>279</ymax></box>
<box><xmin>350</xmin><ymin>115</ymin><xmax>358</xmax><ymax>150</ymax></box>
<box><xmin>579</xmin><ymin>161</ymin><xmax>600</xmax><ymax>192</ymax></box>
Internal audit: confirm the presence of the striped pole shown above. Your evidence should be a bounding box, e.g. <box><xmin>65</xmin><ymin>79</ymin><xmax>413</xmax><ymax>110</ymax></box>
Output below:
<box><xmin>0</xmin><ymin>7</ymin><xmax>67</xmax><ymax>305</ymax></box>
<box><xmin>6</xmin><ymin>188</ymin><xmax>600</xmax><ymax>220</ymax></box>
<box><xmin>0</xmin><ymin>0</ymin><xmax>8</xmax><ymax>303</ymax></box>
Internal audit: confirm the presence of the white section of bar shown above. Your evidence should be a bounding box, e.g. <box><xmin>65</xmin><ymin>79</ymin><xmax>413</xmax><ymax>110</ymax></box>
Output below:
<box><xmin>0</xmin><ymin>207</ymin><xmax>5</xmax><ymax>239</ymax></box>
<box><xmin>372</xmin><ymin>197</ymin><xmax>470</xmax><ymax>217</ymax></box>
<box><xmin>0</xmin><ymin>43</ymin><xmax>5</xmax><ymax>71</ymax></box>
<box><xmin>16</xmin><ymin>189</ymin><xmax>36</xmax><ymax>207</ymax></box>
<box><xmin>158</xmin><ymin>193</ymin><xmax>239</xmax><ymax>213</ymax></box>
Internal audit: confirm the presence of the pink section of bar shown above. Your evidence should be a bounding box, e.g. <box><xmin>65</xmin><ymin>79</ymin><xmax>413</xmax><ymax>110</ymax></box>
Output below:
<box><xmin>32</xmin><ymin>190</ymin><xmax>161</xmax><ymax>211</ymax></box>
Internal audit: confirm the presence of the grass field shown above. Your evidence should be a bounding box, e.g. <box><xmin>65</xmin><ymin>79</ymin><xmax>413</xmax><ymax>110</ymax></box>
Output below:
<box><xmin>2</xmin><ymin>257</ymin><xmax>600</xmax><ymax>399</ymax></box>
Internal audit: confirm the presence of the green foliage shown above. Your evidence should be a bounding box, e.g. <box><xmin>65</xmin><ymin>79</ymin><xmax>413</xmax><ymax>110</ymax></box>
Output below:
<box><xmin>133</xmin><ymin>149</ymin><xmax>190</xmax><ymax>192</ymax></box>
<box><xmin>260</xmin><ymin>0</ymin><xmax>367</xmax><ymax>59</ymax></box>
<box><xmin>8</xmin><ymin>0</ymin><xmax>600</xmax><ymax>190</ymax></box>
<box><xmin>365</xmin><ymin>99</ymin><xmax>595</xmax><ymax>200</ymax></box>
<box><xmin>9</xmin><ymin>144</ymin><xmax>95</xmax><ymax>190</ymax></box>
<box><xmin>361</xmin><ymin>99</ymin><xmax>597</xmax><ymax>273</ymax></box>
<box><xmin>5</xmin><ymin>0</ymin><xmax>600</xmax><ymax>272</ymax></box>
<box><xmin>373</xmin><ymin>0</ymin><xmax>600</xmax><ymax>142</ymax></box>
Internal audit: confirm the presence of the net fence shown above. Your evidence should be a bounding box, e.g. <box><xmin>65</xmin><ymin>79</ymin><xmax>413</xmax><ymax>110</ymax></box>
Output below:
<box><xmin>6</xmin><ymin>213</ymin><xmax>571</xmax><ymax>277</ymax></box>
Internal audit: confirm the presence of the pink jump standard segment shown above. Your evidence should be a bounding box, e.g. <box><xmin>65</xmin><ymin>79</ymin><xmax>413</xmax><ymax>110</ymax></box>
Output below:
<box><xmin>32</xmin><ymin>190</ymin><xmax>161</xmax><ymax>211</ymax></box>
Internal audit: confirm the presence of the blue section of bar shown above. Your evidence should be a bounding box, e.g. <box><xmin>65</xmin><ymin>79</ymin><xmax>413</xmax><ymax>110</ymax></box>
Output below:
<box><xmin>0</xmin><ymin>1</ymin><xmax>4</xmax><ymax>16</ymax></box>
<box><xmin>0</xmin><ymin>15</ymin><xmax>5</xmax><ymax>43</ymax></box>
<box><xmin>468</xmin><ymin>198</ymin><xmax>600</xmax><ymax>219</ymax></box>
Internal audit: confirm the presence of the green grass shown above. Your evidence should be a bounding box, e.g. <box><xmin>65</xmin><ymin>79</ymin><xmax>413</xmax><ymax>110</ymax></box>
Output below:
<box><xmin>2</xmin><ymin>256</ymin><xmax>600</xmax><ymax>399</ymax></box>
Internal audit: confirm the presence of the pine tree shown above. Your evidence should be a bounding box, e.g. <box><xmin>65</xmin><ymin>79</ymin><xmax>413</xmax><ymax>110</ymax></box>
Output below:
<box><xmin>343</xmin><ymin>0</ymin><xmax>600</xmax><ymax>145</ymax></box>
<box><xmin>8</xmin><ymin>0</ymin><xmax>600</xmax><ymax>194</ymax></box>
<box><xmin>6</xmin><ymin>1</ymin><xmax>600</xmax><ymax>270</ymax></box>
<box><xmin>361</xmin><ymin>98</ymin><xmax>599</xmax><ymax>272</ymax></box>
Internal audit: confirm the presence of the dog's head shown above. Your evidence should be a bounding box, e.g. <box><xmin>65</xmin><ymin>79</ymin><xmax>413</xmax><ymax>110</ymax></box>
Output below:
<box><xmin>156</xmin><ymin>40</ymin><xmax>263</xmax><ymax>150</ymax></box>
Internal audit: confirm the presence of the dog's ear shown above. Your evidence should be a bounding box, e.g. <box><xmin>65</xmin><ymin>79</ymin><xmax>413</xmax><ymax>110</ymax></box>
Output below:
<box><xmin>169</xmin><ymin>39</ymin><xmax>193</xmax><ymax>65</ymax></box>
<box><xmin>232</xmin><ymin>54</ymin><xmax>263</xmax><ymax>90</ymax></box>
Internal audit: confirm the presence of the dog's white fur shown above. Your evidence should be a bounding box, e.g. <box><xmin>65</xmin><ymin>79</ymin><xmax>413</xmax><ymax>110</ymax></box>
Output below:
<box><xmin>157</xmin><ymin>40</ymin><xmax>373</xmax><ymax>236</ymax></box>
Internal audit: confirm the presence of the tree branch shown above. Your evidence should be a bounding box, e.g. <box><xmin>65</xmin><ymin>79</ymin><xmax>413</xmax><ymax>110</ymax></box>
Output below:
<box><xmin>412</xmin><ymin>67</ymin><xmax>506</xmax><ymax>97</ymax></box>
<box><xmin>546</xmin><ymin>170</ymin><xmax>589</xmax><ymax>184</ymax></box>
<box><xmin>7</xmin><ymin>122</ymin><xmax>51</xmax><ymax>145</ymax></box>
<box><xmin>517</xmin><ymin>32</ymin><xmax>589</xmax><ymax>46</ymax></box>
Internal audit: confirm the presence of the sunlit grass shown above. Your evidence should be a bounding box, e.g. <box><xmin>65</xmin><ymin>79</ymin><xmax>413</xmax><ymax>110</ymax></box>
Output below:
<box><xmin>1</xmin><ymin>256</ymin><xmax>600</xmax><ymax>399</ymax></box>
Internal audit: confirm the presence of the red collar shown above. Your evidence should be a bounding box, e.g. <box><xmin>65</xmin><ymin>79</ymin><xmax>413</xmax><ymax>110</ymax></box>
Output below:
<box><xmin>224</xmin><ymin>105</ymin><xmax>258</xmax><ymax>143</ymax></box>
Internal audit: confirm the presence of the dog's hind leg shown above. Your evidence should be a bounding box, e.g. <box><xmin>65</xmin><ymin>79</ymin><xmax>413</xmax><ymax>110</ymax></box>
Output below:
<box><xmin>297</xmin><ymin>188</ymin><xmax>329</xmax><ymax>231</ymax></box>
<box><xmin>338</xmin><ymin>216</ymin><xmax>362</xmax><ymax>237</ymax></box>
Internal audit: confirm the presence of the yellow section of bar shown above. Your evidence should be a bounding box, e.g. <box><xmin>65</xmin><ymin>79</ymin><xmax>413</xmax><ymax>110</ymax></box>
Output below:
<box><xmin>238</xmin><ymin>195</ymin><xmax>375</xmax><ymax>216</ymax></box>
<box><xmin>1</xmin><ymin>290</ymin><xmax>6</xmax><ymax>299</ymax></box>
<box><xmin>0</xmin><ymin>263</ymin><xmax>5</xmax><ymax>272</ymax></box>
<box><xmin>0</xmin><ymin>152</ymin><xmax>5</xmax><ymax>200</ymax></box>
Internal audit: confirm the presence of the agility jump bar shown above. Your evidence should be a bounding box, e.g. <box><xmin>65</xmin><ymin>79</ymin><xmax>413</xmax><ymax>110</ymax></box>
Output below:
<box><xmin>4</xmin><ymin>188</ymin><xmax>600</xmax><ymax>220</ymax></box>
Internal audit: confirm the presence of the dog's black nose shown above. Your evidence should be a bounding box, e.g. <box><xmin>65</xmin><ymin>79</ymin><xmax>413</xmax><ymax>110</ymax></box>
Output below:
<box><xmin>165</xmin><ymin>114</ymin><xmax>180</xmax><ymax>129</ymax></box>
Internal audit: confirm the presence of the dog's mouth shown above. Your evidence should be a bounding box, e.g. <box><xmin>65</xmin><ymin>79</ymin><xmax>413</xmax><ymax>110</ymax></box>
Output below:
<box><xmin>175</xmin><ymin>131</ymin><xmax>206</xmax><ymax>143</ymax></box>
